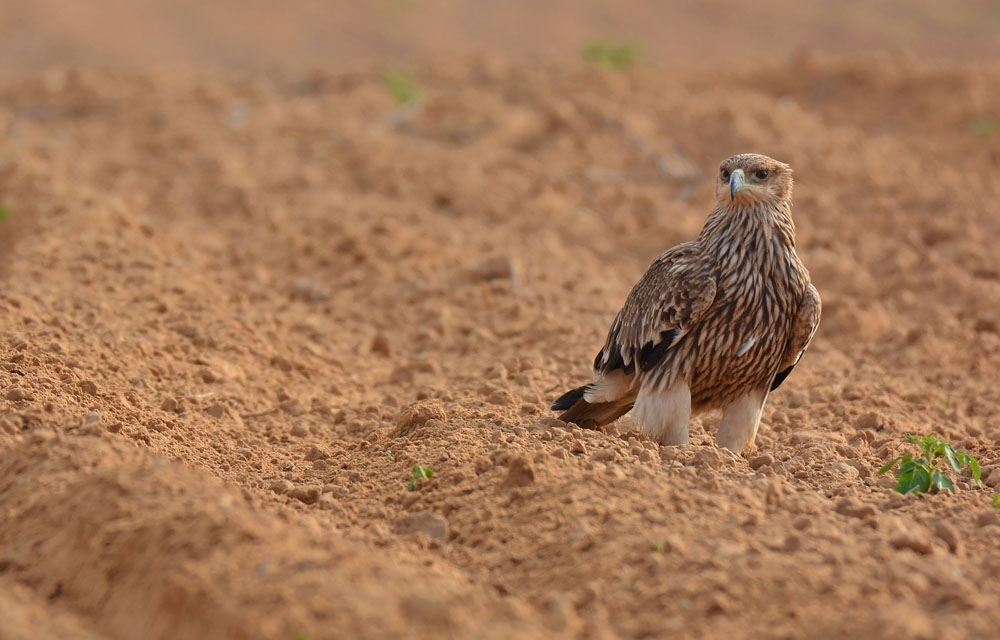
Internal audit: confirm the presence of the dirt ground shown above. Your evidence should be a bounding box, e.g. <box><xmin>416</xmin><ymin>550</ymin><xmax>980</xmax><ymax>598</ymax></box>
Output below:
<box><xmin>2</xmin><ymin>3</ymin><xmax>1000</xmax><ymax>640</ymax></box>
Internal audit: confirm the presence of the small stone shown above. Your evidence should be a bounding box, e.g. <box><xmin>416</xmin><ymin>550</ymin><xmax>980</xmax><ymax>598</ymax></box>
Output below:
<box><xmin>269</xmin><ymin>479</ymin><xmax>293</xmax><ymax>495</ymax></box>
<box><xmin>890</xmin><ymin>533</ymin><xmax>934</xmax><ymax>555</ymax></box>
<box><xmin>279</xmin><ymin>399</ymin><xmax>305</xmax><ymax>416</ymax></box>
<box><xmin>317</xmin><ymin>493</ymin><xmax>344</xmax><ymax>512</ymax></box>
<box><xmin>975</xmin><ymin>510</ymin><xmax>1000</xmax><ymax>528</ymax></box>
<box><xmin>371</xmin><ymin>333</ymin><xmax>391</xmax><ymax>357</ymax></box>
<box><xmin>303</xmin><ymin>444</ymin><xmax>328</xmax><ymax>461</ymax></box>
<box><xmin>590</xmin><ymin>448</ymin><xmax>617</xmax><ymax>462</ymax></box>
<box><xmin>934</xmin><ymin>522</ymin><xmax>961</xmax><ymax>554</ymax></box>
<box><xmin>78</xmin><ymin>380</ymin><xmax>99</xmax><ymax>395</ymax></box>
<box><xmin>206</xmin><ymin>402</ymin><xmax>226</xmax><ymax>419</ymax></box>
<box><xmin>79</xmin><ymin>413</ymin><xmax>103</xmax><ymax>436</ymax></box>
<box><xmin>5</xmin><ymin>387</ymin><xmax>32</xmax><ymax>401</ymax></box>
<box><xmin>835</xmin><ymin>498</ymin><xmax>878</xmax><ymax>519</ymax></box>
<box><xmin>983</xmin><ymin>467</ymin><xmax>1000</xmax><ymax>488</ymax></box>
<box><xmin>396</xmin><ymin>511</ymin><xmax>449</xmax><ymax>542</ymax></box>
<box><xmin>749</xmin><ymin>453</ymin><xmax>773</xmax><ymax>470</ymax></box>
<box><xmin>160</xmin><ymin>397</ymin><xmax>178</xmax><ymax>412</ymax></box>
<box><xmin>783</xmin><ymin>533</ymin><xmax>802</xmax><ymax>552</ymax></box>
<box><xmin>290</xmin><ymin>423</ymin><xmax>308</xmax><ymax>437</ymax></box>
<box><xmin>569</xmin><ymin>440</ymin><xmax>587</xmax><ymax>455</ymax></box>
<box><xmin>198</xmin><ymin>368</ymin><xmax>219</xmax><ymax>383</ymax></box>
<box><xmin>464</xmin><ymin>256</ymin><xmax>519</xmax><ymax>284</ymax></box>
<box><xmin>282</xmin><ymin>460</ymin><xmax>295</xmax><ymax>472</ymax></box>
<box><xmin>287</xmin><ymin>485</ymin><xmax>322</xmax><ymax>504</ymax></box>
<box><xmin>392</xmin><ymin>401</ymin><xmax>447</xmax><ymax>438</ymax></box>
<box><xmin>854</xmin><ymin>411</ymin><xmax>885</xmax><ymax>430</ymax></box>
<box><xmin>503</xmin><ymin>456</ymin><xmax>536</xmax><ymax>488</ymax></box>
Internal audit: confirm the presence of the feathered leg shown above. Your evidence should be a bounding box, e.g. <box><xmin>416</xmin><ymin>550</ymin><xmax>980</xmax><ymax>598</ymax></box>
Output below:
<box><xmin>633</xmin><ymin>382</ymin><xmax>691</xmax><ymax>445</ymax></box>
<box><xmin>716</xmin><ymin>388</ymin><xmax>768</xmax><ymax>452</ymax></box>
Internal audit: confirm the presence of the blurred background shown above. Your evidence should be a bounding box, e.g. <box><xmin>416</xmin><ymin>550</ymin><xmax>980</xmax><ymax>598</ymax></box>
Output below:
<box><xmin>2</xmin><ymin>0</ymin><xmax>999</xmax><ymax>72</ymax></box>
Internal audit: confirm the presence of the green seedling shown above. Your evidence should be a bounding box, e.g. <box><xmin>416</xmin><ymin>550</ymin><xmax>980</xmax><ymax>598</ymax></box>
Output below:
<box><xmin>384</xmin><ymin>71</ymin><xmax>422</xmax><ymax>106</ymax></box>
<box><xmin>583</xmin><ymin>41</ymin><xmax>638</xmax><ymax>70</ymax></box>
<box><xmin>407</xmin><ymin>465</ymin><xmax>434</xmax><ymax>491</ymax></box>
<box><xmin>0</xmin><ymin>205</ymin><xmax>10</xmax><ymax>222</ymax></box>
<box><xmin>970</xmin><ymin>117</ymin><xmax>1000</xmax><ymax>138</ymax></box>
<box><xmin>994</xmin><ymin>493</ymin><xmax>1000</xmax><ymax>509</ymax></box>
<box><xmin>386</xmin><ymin>449</ymin><xmax>395</xmax><ymax>462</ymax></box>
<box><xmin>878</xmin><ymin>434</ymin><xmax>982</xmax><ymax>494</ymax></box>
<box><xmin>651</xmin><ymin>540</ymin><xmax>666</xmax><ymax>554</ymax></box>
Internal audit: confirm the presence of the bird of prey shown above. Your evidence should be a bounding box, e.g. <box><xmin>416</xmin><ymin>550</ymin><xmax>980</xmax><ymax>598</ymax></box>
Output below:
<box><xmin>552</xmin><ymin>153</ymin><xmax>820</xmax><ymax>452</ymax></box>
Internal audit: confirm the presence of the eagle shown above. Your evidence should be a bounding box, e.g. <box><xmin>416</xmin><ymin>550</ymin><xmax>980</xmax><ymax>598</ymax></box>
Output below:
<box><xmin>552</xmin><ymin>153</ymin><xmax>821</xmax><ymax>452</ymax></box>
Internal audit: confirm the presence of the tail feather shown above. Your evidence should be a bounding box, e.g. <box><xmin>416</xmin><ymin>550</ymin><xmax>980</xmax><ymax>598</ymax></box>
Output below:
<box><xmin>551</xmin><ymin>384</ymin><xmax>589</xmax><ymax>411</ymax></box>
<box><xmin>552</xmin><ymin>385</ymin><xmax>637</xmax><ymax>429</ymax></box>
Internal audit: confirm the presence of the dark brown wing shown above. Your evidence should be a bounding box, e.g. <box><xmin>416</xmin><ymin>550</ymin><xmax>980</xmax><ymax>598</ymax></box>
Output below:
<box><xmin>771</xmin><ymin>283</ymin><xmax>821</xmax><ymax>390</ymax></box>
<box><xmin>594</xmin><ymin>243</ymin><xmax>717</xmax><ymax>377</ymax></box>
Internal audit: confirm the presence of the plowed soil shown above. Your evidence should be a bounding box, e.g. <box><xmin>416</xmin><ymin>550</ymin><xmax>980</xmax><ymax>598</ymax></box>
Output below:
<box><xmin>2</xmin><ymin>4</ymin><xmax>1000</xmax><ymax>640</ymax></box>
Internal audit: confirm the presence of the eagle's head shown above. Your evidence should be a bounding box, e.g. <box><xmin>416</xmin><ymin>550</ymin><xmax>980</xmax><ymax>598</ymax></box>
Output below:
<box><xmin>715</xmin><ymin>153</ymin><xmax>793</xmax><ymax>211</ymax></box>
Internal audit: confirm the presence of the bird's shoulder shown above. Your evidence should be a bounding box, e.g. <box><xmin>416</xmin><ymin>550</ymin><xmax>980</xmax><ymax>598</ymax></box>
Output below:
<box><xmin>594</xmin><ymin>242</ymin><xmax>717</xmax><ymax>375</ymax></box>
<box><xmin>622</xmin><ymin>241</ymin><xmax>716</xmax><ymax>326</ymax></box>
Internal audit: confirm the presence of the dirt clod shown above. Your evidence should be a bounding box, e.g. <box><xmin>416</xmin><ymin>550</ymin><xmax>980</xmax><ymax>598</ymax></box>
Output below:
<box><xmin>396</xmin><ymin>511</ymin><xmax>450</xmax><ymax>542</ymax></box>
<box><xmin>503</xmin><ymin>456</ymin><xmax>536</xmax><ymax>488</ymax></box>
<box><xmin>392</xmin><ymin>401</ymin><xmax>447</xmax><ymax>438</ymax></box>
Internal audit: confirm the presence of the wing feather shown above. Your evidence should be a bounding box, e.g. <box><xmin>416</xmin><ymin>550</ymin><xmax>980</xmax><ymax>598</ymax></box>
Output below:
<box><xmin>771</xmin><ymin>283</ymin><xmax>821</xmax><ymax>390</ymax></box>
<box><xmin>594</xmin><ymin>243</ymin><xmax>716</xmax><ymax>377</ymax></box>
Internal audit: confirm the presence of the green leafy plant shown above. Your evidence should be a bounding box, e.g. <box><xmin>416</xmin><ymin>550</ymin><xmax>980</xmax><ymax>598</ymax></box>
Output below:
<box><xmin>407</xmin><ymin>465</ymin><xmax>434</xmax><ymax>491</ymax></box>
<box><xmin>878</xmin><ymin>434</ymin><xmax>982</xmax><ymax>494</ymax></box>
<box><xmin>0</xmin><ymin>204</ymin><xmax>10</xmax><ymax>222</ymax></box>
<box><xmin>583</xmin><ymin>41</ymin><xmax>638</xmax><ymax>70</ymax></box>
<box><xmin>386</xmin><ymin>449</ymin><xmax>395</xmax><ymax>462</ymax></box>
<box><xmin>384</xmin><ymin>71</ymin><xmax>422</xmax><ymax>105</ymax></box>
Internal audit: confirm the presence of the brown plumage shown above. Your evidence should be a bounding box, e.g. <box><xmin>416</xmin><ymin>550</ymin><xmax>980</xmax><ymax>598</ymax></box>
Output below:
<box><xmin>552</xmin><ymin>153</ymin><xmax>821</xmax><ymax>452</ymax></box>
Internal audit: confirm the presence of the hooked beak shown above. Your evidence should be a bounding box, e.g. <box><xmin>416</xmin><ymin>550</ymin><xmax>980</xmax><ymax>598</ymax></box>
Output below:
<box><xmin>730</xmin><ymin>168</ymin><xmax>746</xmax><ymax>201</ymax></box>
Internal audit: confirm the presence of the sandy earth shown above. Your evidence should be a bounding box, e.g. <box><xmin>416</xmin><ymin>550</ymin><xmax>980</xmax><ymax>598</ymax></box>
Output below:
<box><xmin>2</xmin><ymin>3</ymin><xmax>1000</xmax><ymax>640</ymax></box>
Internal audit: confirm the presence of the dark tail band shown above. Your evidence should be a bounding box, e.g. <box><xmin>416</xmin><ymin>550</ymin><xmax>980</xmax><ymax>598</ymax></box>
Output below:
<box><xmin>551</xmin><ymin>384</ymin><xmax>588</xmax><ymax>411</ymax></box>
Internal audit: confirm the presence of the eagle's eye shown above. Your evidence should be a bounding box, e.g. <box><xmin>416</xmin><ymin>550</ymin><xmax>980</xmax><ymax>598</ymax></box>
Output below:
<box><xmin>755</xmin><ymin>170</ymin><xmax>769</xmax><ymax>180</ymax></box>
<box><xmin>721</xmin><ymin>168</ymin><xmax>731</xmax><ymax>180</ymax></box>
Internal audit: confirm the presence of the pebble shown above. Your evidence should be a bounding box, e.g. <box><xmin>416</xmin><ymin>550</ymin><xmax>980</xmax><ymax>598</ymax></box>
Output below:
<box><xmin>934</xmin><ymin>522</ymin><xmax>961</xmax><ymax>554</ymax></box>
<box><xmin>205</xmin><ymin>402</ymin><xmax>226</xmax><ymax>419</ymax></box>
<box><xmin>5</xmin><ymin>387</ymin><xmax>32</xmax><ymax>401</ymax></box>
<box><xmin>890</xmin><ymin>533</ymin><xmax>934</xmax><ymax>555</ymax></box>
<box><xmin>371</xmin><ymin>333</ymin><xmax>391</xmax><ymax>357</ymax></box>
<box><xmin>396</xmin><ymin>511</ymin><xmax>449</xmax><ymax>542</ymax></box>
<box><xmin>503</xmin><ymin>456</ymin><xmax>536</xmax><ymax>488</ymax></box>
<box><xmin>983</xmin><ymin>467</ymin><xmax>1000</xmax><ymax>488</ymax></box>
<box><xmin>835</xmin><ymin>498</ymin><xmax>878</xmax><ymax>519</ymax></box>
<box><xmin>303</xmin><ymin>444</ymin><xmax>328</xmax><ymax>461</ymax></box>
<box><xmin>269</xmin><ymin>479</ymin><xmax>293</xmax><ymax>495</ymax></box>
<box><xmin>288</xmin><ymin>485</ymin><xmax>322</xmax><ymax>504</ymax></box>
<box><xmin>590</xmin><ymin>448</ymin><xmax>617</xmax><ymax>462</ymax></box>
<box><xmin>78</xmin><ymin>380</ymin><xmax>99</xmax><ymax>395</ymax></box>
<box><xmin>393</xmin><ymin>401</ymin><xmax>447</xmax><ymax>438</ymax></box>
<box><xmin>975</xmin><ymin>510</ymin><xmax>1000</xmax><ymax>528</ymax></box>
